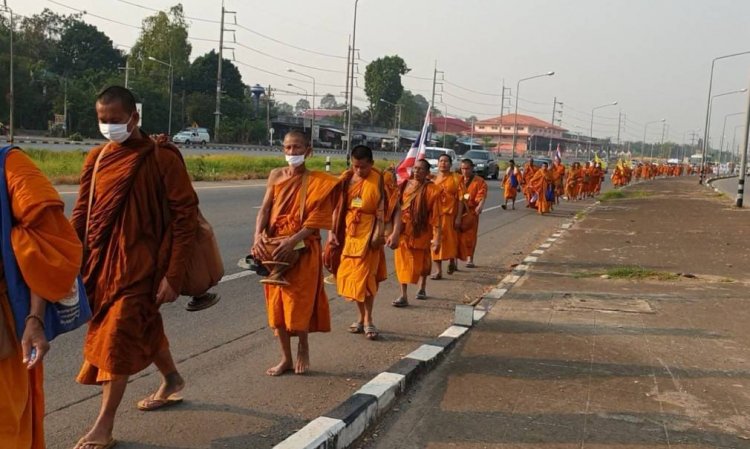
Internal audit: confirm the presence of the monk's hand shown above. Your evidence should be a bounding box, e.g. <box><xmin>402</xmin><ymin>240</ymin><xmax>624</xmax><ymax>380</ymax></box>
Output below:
<box><xmin>252</xmin><ymin>234</ymin><xmax>271</xmax><ymax>261</ymax></box>
<box><xmin>475</xmin><ymin>205</ymin><xmax>483</xmax><ymax>215</ymax></box>
<box><xmin>431</xmin><ymin>239</ymin><xmax>440</xmax><ymax>253</ymax></box>
<box><xmin>156</xmin><ymin>277</ymin><xmax>179</xmax><ymax>305</ymax></box>
<box><xmin>21</xmin><ymin>316</ymin><xmax>49</xmax><ymax>370</ymax></box>
<box><xmin>272</xmin><ymin>238</ymin><xmax>296</xmax><ymax>261</ymax></box>
<box><xmin>327</xmin><ymin>232</ymin><xmax>339</xmax><ymax>248</ymax></box>
<box><xmin>386</xmin><ymin>232</ymin><xmax>400</xmax><ymax>250</ymax></box>
<box><xmin>370</xmin><ymin>234</ymin><xmax>386</xmax><ymax>249</ymax></box>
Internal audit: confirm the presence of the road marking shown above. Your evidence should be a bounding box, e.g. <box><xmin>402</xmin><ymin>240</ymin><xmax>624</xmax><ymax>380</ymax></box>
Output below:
<box><xmin>484</xmin><ymin>198</ymin><xmax>526</xmax><ymax>212</ymax></box>
<box><xmin>218</xmin><ymin>270</ymin><xmax>255</xmax><ymax>284</ymax></box>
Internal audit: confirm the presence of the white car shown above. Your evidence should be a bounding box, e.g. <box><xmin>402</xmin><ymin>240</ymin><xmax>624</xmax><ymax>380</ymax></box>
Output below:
<box><xmin>173</xmin><ymin>128</ymin><xmax>210</xmax><ymax>144</ymax></box>
<box><xmin>424</xmin><ymin>147</ymin><xmax>459</xmax><ymax>173</ymax></box>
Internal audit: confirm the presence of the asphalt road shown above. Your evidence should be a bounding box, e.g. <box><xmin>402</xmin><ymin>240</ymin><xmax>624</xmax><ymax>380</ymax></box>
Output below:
<box><xmin>712</xmin><ymin>176</ymin><xmax>739</xmax><ymax>199</ymax></box>
<box><xmin>44</xmin><ymin>175</ymin><xmax>602</xmax><ymax>449</ymax></box>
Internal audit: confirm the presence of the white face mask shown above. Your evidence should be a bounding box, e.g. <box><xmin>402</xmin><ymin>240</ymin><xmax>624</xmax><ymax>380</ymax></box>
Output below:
<box><xmin>285</xmin><ymin>154</ymin><xmax>306</xmax><ymax>167</ymax></box>
<box><xmin>99</xmin><ymin>116</ymin><xmax>133</xmax><ymax>143</ymax></box>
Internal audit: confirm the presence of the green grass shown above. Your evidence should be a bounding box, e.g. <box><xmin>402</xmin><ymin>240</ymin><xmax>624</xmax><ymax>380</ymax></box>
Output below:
<box><xmin>22</xmin><ymin>149</ymin><xmax>391</xmax><ymax>184</ymax></box>
<box><xmin>598</xmin><ymin>189</ymin><xmax>651</xmax><ymax>202</ymax></box>
<box><xmin>574</xmin><ymin>266</ymin><xmax>678</xmax><ymax>281</ymax></box>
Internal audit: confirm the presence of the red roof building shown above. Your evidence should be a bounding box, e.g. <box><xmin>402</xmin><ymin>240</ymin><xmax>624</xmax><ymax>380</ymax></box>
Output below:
<box><xmin>431</xmin><ymin>115</ymin><xmax>472</xmax><ymax>134</ymax></box>
<box><xmin>473</xmin><ymin>114</ymin><xmax>567</xmax><ymax>155</ymax></box>
<box><xmin>300</xmin><ymin>109</ymin><xmax>346</xmax><ymax>120</ymax></box>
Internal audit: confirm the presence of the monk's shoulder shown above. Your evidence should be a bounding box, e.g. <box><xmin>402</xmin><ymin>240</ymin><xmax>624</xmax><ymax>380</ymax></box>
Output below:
<box><xmin>308</xmin><ymin>170</ymin><xmax>340</xmax><ymax>189</ymax></box>
<box><xmin>268</xmin><ymin>167</ymin><xmax>286</xmax><ymax>184</ymax></box>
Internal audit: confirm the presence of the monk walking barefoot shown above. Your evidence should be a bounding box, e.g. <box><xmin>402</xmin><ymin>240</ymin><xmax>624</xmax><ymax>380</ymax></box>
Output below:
<box><xmin>252</xmin><ymin>130</ymin><xmax>338</xmax><ymax>376</ymax></box>
<box><xmin>457</xmin><ymin>159</ymin><xmax>487</xmax><ymax>268</ymax></box>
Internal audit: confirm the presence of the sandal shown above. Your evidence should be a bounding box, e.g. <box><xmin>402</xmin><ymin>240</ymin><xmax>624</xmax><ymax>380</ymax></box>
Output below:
<box><xmin>447</xmin><ymin>264</ymin><xmax>457</xmax><ymax>274</ymax></box>
<box><xmin>73</xmin><ymin>437</ymin><xmax>117</xmax><ymax>449</ymax></box>
<box><xmin>465</xmin><ymin>262</ymin><xmax>476</xmax><ymax>268</ymax></box>
<box><xmin>392</xmin><ymin>297</ymin><xmax>409</xmax><ymax>307</ymax></box>
<box><xmin>364</xmin><ymin>325</ymin><xmax>379</xmax><ymax>340</ymax></box>
<box><xmin>430</xmin><ymin>273</ymin><xmax>442</xmax><ymax>280</ymax></box>
<box><xmin>348</xmin><ymin>322</ymin><xmax>364</xmax><ymax>333</ymax></box>
<box><xmin>136</xmin><ymin>393</ymin><xmax>183</xmax><ymax>411</ymax></box>
<box><xmin>416</xmin><ymin>289</ymin><xmax>427</xmax><ymax>300</ymax></box>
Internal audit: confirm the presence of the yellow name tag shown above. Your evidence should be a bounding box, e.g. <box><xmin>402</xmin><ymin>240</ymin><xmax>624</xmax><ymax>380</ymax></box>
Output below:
<box><xmin>351</xmin><ymin>197</ymin><xmax>364</xmax><ymax>208</ymax></box>
<box><xmin>293</xmin><ymin>240</ymin><xmax>306</xmax><ymax>250</ymax></box>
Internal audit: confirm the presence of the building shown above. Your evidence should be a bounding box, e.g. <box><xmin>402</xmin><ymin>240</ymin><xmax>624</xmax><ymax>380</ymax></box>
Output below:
<box><xmin>431</xmin><ymin>115</ymin><xmax>472</xmax><ymax>134</ymax></box>
<box><xmin>473</xmin><ymin>114</ymin><xmax>567</xmax><ymax>155</ymax></box>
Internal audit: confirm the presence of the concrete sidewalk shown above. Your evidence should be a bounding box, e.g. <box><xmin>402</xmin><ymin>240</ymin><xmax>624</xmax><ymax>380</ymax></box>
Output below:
<box><xmin>360</xmin><ymin>177</ymin><xmax>750</xmax><ymax>449</ymax></box>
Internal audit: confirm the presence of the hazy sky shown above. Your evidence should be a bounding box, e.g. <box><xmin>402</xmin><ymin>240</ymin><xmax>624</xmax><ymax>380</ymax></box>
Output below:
<box><xmin>12</xmin><ymin>0</ymin><xmax>750</xmax><ymax>146</ymax></box>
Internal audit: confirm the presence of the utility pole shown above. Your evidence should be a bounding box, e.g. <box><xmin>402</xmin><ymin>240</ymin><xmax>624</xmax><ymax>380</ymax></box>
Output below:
<box><xmin>266</xmin><ymin>85</ymin><xmax>272</xmax><ymax>145</ymax></box>
<box><xmin>736</xmin><ymin>74</ymin><xmax>750</xmax><ymax>207</ymax></box>
<box><xmin>343</xmin><ymin>35</ymin><xmax>351</xmax><ymax>154</ymax></box>
<box><xmin>214</xmin><ymin>2</ymin><xmax>235</xmax><ymax>143</ymax></box>
<box><xmin>119</xmin><ymin>58</ymin><xmax>134</xmax><ymax>88</ymax></box>
<box><xmin>1</xmin><ymin>1</ymin><xmax>14</xmax><ymax>143</ymax></box>
<box><xmin>615</xmin><ymin>111</ymin><xmax>622</xmax><ymax>161</ymax></box>
<box><xmin>346</xmin><ymin>0</ymin><xmax>360</xmax><ymax>167</ymax></box>
<box><xmin>549</xmin><ymin>97</ymin><xmax>563</xmax><ymax>155</ymax></box>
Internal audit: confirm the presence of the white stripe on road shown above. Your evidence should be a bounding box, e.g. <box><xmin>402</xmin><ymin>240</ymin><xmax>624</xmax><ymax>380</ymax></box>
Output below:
<box><xmin>484</xmin><ymin>198</ymin><xmax>527</xmax><ymax>212</ymax></box>
<box><xmin>57</xmin><ymin>183</ymin><xmax>266</xmax><ymax>195</ymax></box>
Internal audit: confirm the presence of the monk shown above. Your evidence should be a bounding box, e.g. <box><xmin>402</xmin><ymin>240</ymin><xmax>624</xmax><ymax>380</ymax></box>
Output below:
<box><xmin>592</xmin><ymin>162</ymin><xmax>604</xmax><ymax>195</ymax></box>
<box><xmin>565</xmin><ymin>162</ymin><xmax>582</xmax><ymax>200</ymax></box>
<box><xmin>551</xmin><ymin>157</ymin><xmax>566</xmax><ymax>203</ymax></box>
<box><xmin>457</xmin><ymin>159</ymin><xmax>487</xmax><ymax>268</ymax></box>
<box><xmin>431</xmin><ymin>154</ymin><xmax>463</xmax><ymax>279</ymax></box>
<box><xmin>501</xmin><ymin>159</ymin><xmax>521</xmax><ymax>210</ymax></box>
<box><xmin>582</xmin><ymin>162</ymin><xmax>594</xmax><ymax>198</ymax></box>
<box><xmin>522</xmin><ymin>157</ymin><xmax>537</xmax><ymax>207</ymax></box>
<box><xmin>329</xmin><ymin>145</ymin><xmax>400</xmax><ymax>341</ymax></box>
<box><xmin>0</xmin><ymin>149</ymin><xmax>82</xmax><ymax>449</ymax></box>
<box><xmin>71</xmin><ymin>86</ymin><xmax>198</xmax><ymax>448</ymax></box>
<box><xmin>252</xmin><ymin>130</ymin><xmax>339</xmax><ymax>375</ymax></box>
<box><xmin>611</xmin><ymin>162</ymin><xmax>625</xmax><ymax>188</ymax></box>
<box><xmin>527</xmin><ymin>162</ymin><xmax>554</xmax><ymax>214</ymax></box>
<box><xmin>393</xmin><ymin>159</ymin><xmax>441</xmax><ymax>307</ymax></box>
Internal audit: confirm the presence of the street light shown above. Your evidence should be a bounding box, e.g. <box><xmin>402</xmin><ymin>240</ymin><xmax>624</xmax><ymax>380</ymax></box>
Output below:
<box><xmin>379</xmin><ymin>98</ymin><xmax>402</xmax><ymax>152</ymax></box>
<box><xmin>700</xmin><ymin>50</ymin><xmax>750</xmax><ymax>183</ymax></box>
<box><xmin>643</xmin><ymin>119</ymin><xmax>665</xmax><ymax>160</ymax></box>
<box><xmin>1</xmin><ymin>1</ymin><xmax>14</xmax><ymax>143</ymax></box>
<box><xmin>148</xmin><ymin>56</ymin><xmax>174</xmax><ymax>136</ymax></box>
<box><xmin>720</xmin><ymin>112</ymin><xmax>745</xmax><ymax>167</ymax></box>
<box><xmin>588</xmin><ymin>101</ymin><xmax>618</xmax><ymax>160</ymax></box>
<box><xmin>703</xmin><ymin>88</ymin><xmax>747</xmax><ymax>170</ymax></box>
<box><xmin>511</xmin><ymin>71</ymin><xmax>555</xmax><ymax>158</ymax></box>
<box><xmin>288</xmin><ymin>69</ymin><xmax>316</xmax><ymax>147</ymax></box>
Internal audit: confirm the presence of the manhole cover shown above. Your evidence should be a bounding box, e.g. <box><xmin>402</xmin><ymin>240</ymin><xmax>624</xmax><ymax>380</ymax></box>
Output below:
<box><xmin>555</xmin><ymin>295</ymin><xmax>654</xmax><ymax>314</ymax></box>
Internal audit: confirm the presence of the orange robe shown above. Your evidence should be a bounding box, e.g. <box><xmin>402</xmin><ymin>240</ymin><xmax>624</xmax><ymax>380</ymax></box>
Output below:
<box><xmin>565</xmin><ymin>167</ymin><xmax>581</xmax><ymax>199</ymax></box>
<box><xmin>0</xmin><ymin>150</ymin><xmax>82</xmax><ymax>449</ymax></box>
<box><xmin>522</xmin><ymin>163</ymin><xmax>537</xmax><ymax>204</ymax></box>
<box><xmin>71</xmin><ymin>136</ymin><xmax>198</xmax><ymax>383</ymax></box>
<box><xmin>264</xmin><ymin>171</ymin><xmax>338</xmax><ymax>332</ymax></box>
<box><xmin>431</xmin><ymin>173</ymin><xmax>462</xmax><ymax>261</ymax></box>
<box><xmin>528</xmin><ymin>168</ymin><xmax>553</xmax><ymax>214</ymax></box>
<box><xmin>395</xmin><ymin>181</ymin><xmax>439</xmax><ymax>284</ymax></box>
<box><xmin>336</xmin><ymin>169</ymin><xmax>395</xmax><ymax>302</ymax></box>
<box><xmin>552</xmin><ymin>162</ymin><xmax>566</xmax><ymax>198</ymax></box>
<box><xmin>502</xmin><ymin>166</ymin><xmax>521</xmax><ymax>200</ymax></box>
<box><xmin>457</xmin><ymin>175</ymin><xmax>487</xmax><ymax>261</ymax></box>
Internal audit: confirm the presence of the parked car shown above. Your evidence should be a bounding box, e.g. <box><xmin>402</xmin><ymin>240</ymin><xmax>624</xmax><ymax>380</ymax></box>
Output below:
<box><xmin>424</xmin><ymin>147</ymin><xmax>460</xmax><ymax>174</ymax></box>
<box><xmin>463</xmin><ymin>149</ymin><xmax>499</xmax><ymax>179</ymax></box>
<box><xmin>173</xmin><ymin>128</ymin><xmax>210</xmax><ymax>144</ymax></box>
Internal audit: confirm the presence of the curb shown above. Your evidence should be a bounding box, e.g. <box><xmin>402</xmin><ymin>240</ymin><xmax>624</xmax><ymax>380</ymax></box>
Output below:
<box><xmin>272</xmin><ymin>205</ymin><xmax>594</xmax><ymax>449</ymax></box>
<box><xmin>706</xmin><ymin>175</ymin><xmax>737</xmax><ymax>197</ymax></box>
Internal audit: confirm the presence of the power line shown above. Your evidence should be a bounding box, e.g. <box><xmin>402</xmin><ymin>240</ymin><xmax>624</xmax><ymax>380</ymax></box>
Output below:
<box><xmin>235</xmin><ymin>42</ymin><xmax>344</xmax><ymax>74</ymax></box>
<box><xmin>443</xmin><ymin>80</ymin><xmax>500</xmax><ymax>97</ymax></box>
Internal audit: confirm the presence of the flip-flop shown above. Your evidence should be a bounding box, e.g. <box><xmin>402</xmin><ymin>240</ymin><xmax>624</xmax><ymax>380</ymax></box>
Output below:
<box><xmin>348</xmin><ymin>322</ymin><xmax>364</xmax><ymax>333</ymax></box>
<box><xmin>392</xmin><ymin>297</ymin><xmax>409</xmax><ymax>307</ymax></box>
<box><xmin>430</xmin><ymin>273</ymin><xmax>442</xmax><ymax>280</ymax></box>
<box><xmin>136</xmin><ymin>393</ymin><xmax>183</xmax><ymax>411</ymax></box>
<box><xmin>465</xmin><ymin>262</ymin><xmax>476</xmax><ymax>268</ymax></box>
<box><xmin>416</xmin><ymin>289</ymin><xmax>427</xmax><ymax>300</ymax></box>
<box><xmin>73</xmin><ymin>437</ymin><xmax>117</xmax><ymax>449</ymax></box>
<box><xmin>364</xmin><ymin>325</ymin><xmax>379</xmax><ymax>340</ymax></box>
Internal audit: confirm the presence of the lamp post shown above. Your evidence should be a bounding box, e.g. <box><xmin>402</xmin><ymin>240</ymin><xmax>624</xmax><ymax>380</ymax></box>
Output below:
<box><xmin>289</xmin><ymin>69</ymin><xmax>316</xmax><ymax>147</ymax></box>
<box><xmin>1</xmin><ymin>1</ymin><xmax>14</xmax><ymax>143</ymax></box>
<box><xmin>148</xmin><ymin>56</ymin><xmax>174</xmax><ymax>136</ymax></box>
<box><xmin>720</xmin><ymin>112</ymin><xmax>744</xmax><ymax>168</ymax></box>
<box><xmin>702</xmin><ymin>88</ymin><xmax>747</xmax><ymax>175</ymax></box>
<box><xmin>379</xmin><ymin>98</ymin><xmax>401</xmax><ymax>152</ymax></box>
<box><xmin>287</xmin><ymin>83</ymin><xmax>309</xmax><ymax>131</ymax></box>
<box><xmin>643</xmin><ymin>119</ymin><xmax>665</xmax><ymax>160</ymax></box>
<box><xmin>700</xmin><ymin>50</ymin><xmax>750</xmax><ymax>183</ymax></box>
<box><xmin>511</xmin><ymin>71</ymin><xmax>555</xmax><ymax>158</ymax></box>
<box><xmin>588</xmin><ymin>101</ymin><xmax>618</xmax><ymax>160</ymax></box>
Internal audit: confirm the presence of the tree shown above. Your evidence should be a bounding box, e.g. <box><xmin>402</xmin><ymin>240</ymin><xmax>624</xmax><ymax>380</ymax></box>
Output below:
<box><xmin>274</xmin><ymin>101</ymin><xmax>294</xmax><ymax>116</ymax></box>
<box><xmin>295</xmin><ymin>98</ymin><xmax>310</xmax><ymax>114</ymax></box>
<box><xmin>184</xmin><ymin>50</ymin><xmax>244</xmax><ymax>100</ymax></box>
<box><xmin>320</xmin><ymin>93</ymin><xmax>337</xmax><ymax>109</ymax></box>
<box><xmin>398</xmin><ymin>90</ymin><xmax>429</xmax><ymax>130</ymax></box>
<box><xmin>364</xmin><ymin>55</ymin><xmax>409</xmax><ymax>127</ymax></box>
<box><xmin>53</xmin><ymin>20</ymin><xmax>123</xmax><ymax>78</ymax></box>
<box><xmin>130</xmin><ymin>5</ymin><xmax>192</xmax><ymax>80</ymax></box>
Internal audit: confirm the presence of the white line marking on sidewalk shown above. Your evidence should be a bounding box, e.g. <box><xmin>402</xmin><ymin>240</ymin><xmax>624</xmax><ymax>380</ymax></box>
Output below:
<box><xmin>531</xmin><ymin>249</ymin><xmax>545</xmax><ymax>255</ymax></box>
<box><xmin>218</xmin><ymin>271</ymin><xmax>254</xmax><ymax>284</ymax></box>
<box><xmin>524</xmin><ymin>256</ymin><xmax>538</xmax><ymax>263</ymax></box>
<box><xmin>406</xmin><ymin>345</ymin><xmax>444</xmax><ymax>362</ymax></box>
<box><xmin>539</xmin><ymin>243</ymin><xmax>552</xmax><ymax>249</ymax></box>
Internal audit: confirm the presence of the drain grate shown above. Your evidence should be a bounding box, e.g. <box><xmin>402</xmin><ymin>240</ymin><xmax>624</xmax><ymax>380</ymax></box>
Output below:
<box><xmin>554</xmin><ymin>294</ymin><xmax>654</xmax><ymax>314</ymax></box>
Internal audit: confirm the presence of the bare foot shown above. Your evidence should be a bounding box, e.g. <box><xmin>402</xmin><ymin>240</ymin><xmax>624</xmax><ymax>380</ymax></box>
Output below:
<box><xmin>153</xmin><ymin>371</ymin><xmax>185</xmax><ymax>401</ymax></box>
<box><xmin>295</xmin><ymin>342</ymin><xmax>309</xmax><ymax>375</ymax></box>
<box><xmin>266</xmin><ymin>359</ymin><xmax>293</xmax><ymax>376</ymax></box>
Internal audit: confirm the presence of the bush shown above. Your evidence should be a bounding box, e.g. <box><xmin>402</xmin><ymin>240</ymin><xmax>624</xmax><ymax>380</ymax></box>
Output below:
<box><xmin>68</xmin><ymin>132</ymin><xmax>84</xmax><ymax>142</ymax></box>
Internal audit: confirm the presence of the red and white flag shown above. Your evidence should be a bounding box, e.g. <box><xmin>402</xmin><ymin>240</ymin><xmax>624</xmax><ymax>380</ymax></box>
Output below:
<box><xmin>555</xmin><ymin>143</ymin><xmax>563</xmax><ymax>161</ymax></box>
<box><xmin>396</xmin><ymin>108</ymin><xmax>431</xmax><ymax>184</ymax></box>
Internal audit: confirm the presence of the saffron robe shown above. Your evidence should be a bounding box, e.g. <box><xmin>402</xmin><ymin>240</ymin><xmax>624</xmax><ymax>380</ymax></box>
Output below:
<box><xmin>431</xmin><ymin>173</ymin><xmax>462</xmax><ymax>261</ymax></box>
<box><xmin>528</xmin><ymin>168</ymin><xmax>553</xmax><ymax>214</ymax></box>
<box><xmin>264</xmin><ymin>170</ymin><xmax>338</xmax><ymax>332</ymax></box>
<box><xmin>552</xmin><ymin>162</ymin><xmax>566</xmax><ymax>197</ymax></box>
<box><xmin>71</xmin><ymin>135</ymin><xmax>198</xmax><ymax>382</ymax></box>
<box><xmin>0</xmin><ymin>150</ymin><xmax>82</xmax><ymax>449</ymax></box>
<box><xmin>503</xmin><ymin>166</ymin><xmax>521</xmax><ymax>200</ymax></box>
<box><xmin>395</xmin><ymin>181</ymin><xmax>439</xmax><ymax>284</ymax></box>
<box><xmin>457</xmin><ymin>175</ymin><xmax>487</xmax><ymax>261</ymax></box>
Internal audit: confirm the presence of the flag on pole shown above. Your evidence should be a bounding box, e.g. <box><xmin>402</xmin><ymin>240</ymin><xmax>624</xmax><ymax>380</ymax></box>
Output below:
<box><xmin>396</xmin><ymin>108</ymin><xmax>431</xmax><ymax>184</ymax></box>
<box><xmin>594</xmin><ymin>153</ymin><xmax>603</xmax><ymax>165</ymax></box>
<box><xmin>555</xmin><ymin>143</ymin><xmax>562</xmax><ymax>161</ymax></box>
